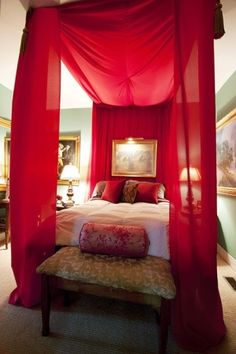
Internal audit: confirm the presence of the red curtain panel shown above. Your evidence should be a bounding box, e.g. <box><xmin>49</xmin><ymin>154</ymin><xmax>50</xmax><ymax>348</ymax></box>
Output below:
<box><xmin>167</xmin><ymin>0</ymin><xmax>226</xmax><ymax>350</ymax></box>
<box><xmin>9</xmin><ymin>0</ymin><xmax>225</xmax><ymax>350</ymax></box>
<box><xmin>9</xmin><ymin>8</ymin><xmax>61</xmax><ymax>306</ymax></box>
<box><xmin>89</xmin><ymin>103</ymin><xmax>171</xmax><ymax>193</ymax></box>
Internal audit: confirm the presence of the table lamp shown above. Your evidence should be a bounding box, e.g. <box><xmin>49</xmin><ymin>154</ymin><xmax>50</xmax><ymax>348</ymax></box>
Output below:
<box><xmin>180</xmin><ymin>166</ymin><xmax>201</xmax><ymax>209</ymax></box>
<box><xmin>60</xmin><ymin>163</ymin><xmax>80</xmax><ymax>206</ymax></box>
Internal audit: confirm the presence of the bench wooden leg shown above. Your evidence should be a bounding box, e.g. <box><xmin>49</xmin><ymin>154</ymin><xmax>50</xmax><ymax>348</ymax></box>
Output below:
<box><xmin>158</xmin><ymin>298</ymin><xmax>171</xmax><ymax>354</ymax></box>
<box><xmin>5</xmin><ymin>229</ymin><xmax>9</xmax><ymax>249</ymax></box>
<box><xmin>63</xmin><ymin>290</ymin><xmax>71</xmax><ymax>307</ymax></box>
<box><xmin>41</xmin><ymin>274</ymin><xmax>51</xmax><ymax>336</ymax></box>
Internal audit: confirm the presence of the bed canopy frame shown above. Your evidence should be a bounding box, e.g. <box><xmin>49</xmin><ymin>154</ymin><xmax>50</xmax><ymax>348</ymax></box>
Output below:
<box><xmin>9</xmin><ymin>0</ymin><xmax>225</xmax><ymax>351</ymax></box>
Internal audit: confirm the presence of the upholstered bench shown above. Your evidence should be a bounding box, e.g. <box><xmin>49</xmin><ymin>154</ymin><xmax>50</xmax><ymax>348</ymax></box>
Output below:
<box><xmin>36</xmin><ymin>246</ymin><xmax>176</xmax><ymax>354</ymax></box>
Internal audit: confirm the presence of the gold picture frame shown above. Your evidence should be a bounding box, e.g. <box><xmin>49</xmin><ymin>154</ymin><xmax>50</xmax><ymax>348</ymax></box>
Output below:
<box><xmin>4</xmin><ymin>137</ymin><xmax>10</xmax><ymax>181</ymax></box>
<box><xmin>112</xmin><ymin>139</ymin><xmax>157</xmax><ymax>177</ymax></box>
<box><xmin>58</xmin><ymin>135</ymin><xmax>80</xmax><ymax>185</ymax></box>
<box><xmin>4</xmin><ymin>135</ymin><xmax>80</xmax><ymax>186</ymax></box>
<box><xmin>0</xmin><ymin>117</ymin><xmax>10</xmax><ymax>191</ymax></box>
<box><xmin>216</xmin><ymin>108</ymin><xmax>236</xmax><ymax>196</ymax></box>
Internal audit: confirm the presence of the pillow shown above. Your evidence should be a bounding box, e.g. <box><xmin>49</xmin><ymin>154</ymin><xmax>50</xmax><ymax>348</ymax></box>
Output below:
<box><xmin>79</xmin><ymin>223</ymin><xmax>149</xmax><ymax>258</ymax></box>
<box><xmin>135</xmin><ymin>182</ymin><xmax>161</xmax><ymax>204</ymax></box>
<box><xmin>120</xmin><ymin>183</ymin><xmax>138</xmax><ymax>203</ymax></box>
<box><xmin>101</xmin><ymin>180</ymin><xmax>124</xmax><ymax>203</ymax></box>
<box><xmin>91</xmin><ymin>181</ymin><xmax>106</xmax><ymax>198</ymax></box>
<box><xmin>156</xmin><ymin>183</ymin><xmax>166</xmax><ymax>200</ymax></box>
<box><xmin>126</xmin><ymin>180</ymin><xmax>165</xmax><ymax>200</ymax></box>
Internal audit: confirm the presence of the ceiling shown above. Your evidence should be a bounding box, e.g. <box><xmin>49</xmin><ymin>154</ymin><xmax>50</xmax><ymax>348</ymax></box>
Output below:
<box><xmin>19</xmin><ymin>0</ymin><xmax>79</xmax><ymax>9</ymax></box>
<box><xmin>0</xmin><ymin>0</ymin><xmax>236</xmax><ymax>109</ymax></box>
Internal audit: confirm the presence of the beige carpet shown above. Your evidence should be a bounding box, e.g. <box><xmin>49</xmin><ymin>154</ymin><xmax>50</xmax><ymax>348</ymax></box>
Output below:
<box><xmin>0</xmin><ymin>241</ymin><xmax>235</xmax><ymax>354</ymax></box>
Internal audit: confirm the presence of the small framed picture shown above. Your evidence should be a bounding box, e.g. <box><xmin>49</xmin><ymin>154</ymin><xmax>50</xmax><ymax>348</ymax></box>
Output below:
<box><xmin>4</xmin><ymin>136</ymin><xmax>80</xmax><ymax>186</ymax></box>
<box><xmin>112</xmin><ymin>139</ymin><xmax>157</xmax><ymax>177</ymax></box>
<box><xmin>58</xmin><ymin>136</ymin><xmax>80</xmax><ymax>184</ymax></box>
<box><xmin>4</xmin><ymin>137</ymin><xmax>10</xmax><ymax>180</ymax></box>
<box><xmin>216</xmin><ymin>108</ymin><xmax>236</xmax><ymax>196</ymax></box>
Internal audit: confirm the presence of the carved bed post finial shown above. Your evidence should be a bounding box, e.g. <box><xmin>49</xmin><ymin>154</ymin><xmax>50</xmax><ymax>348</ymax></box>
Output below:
<box><xmin>214</xmin><ymin>0</ymin><xmax>225</xmax><ymax>39</ymax></box>
<box><xmin>20</xmin><ymin>7</ymin><xmax>34</xmax><ymax>54</ymax></box>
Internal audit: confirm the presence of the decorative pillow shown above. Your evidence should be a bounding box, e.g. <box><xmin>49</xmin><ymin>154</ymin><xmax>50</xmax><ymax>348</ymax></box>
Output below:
<box><xmin>101</xmin><ymin>180</ymin><xmax>125</xmax><ymax>203</ymax></box>
<box><xmin>135</xmin><ymin>182</ymin><xmax>160</xmax><ymax>204</ymax></box>
<box><xmin>156</xmin><ymin>183</ymin><xmax>165</xmax><ymax>199</ymax></box>
<box><xmin>120</xmin><ymin>183</ymin><xmax>138</xmax><ymax>203</ymax></box>
<box><xmin>91</xmin><ymin>181</ymin><xmax>106</xmax><ymax>198</ymax></box>
<box><xmin>79</xmin><ymin>223</ymin><xmax>149</xmax><ymax>258</ymax></box>
<box><xmin>126</xmin><ymin>180</ymin><xmax>165</xmax><ymax>200</ymax></box>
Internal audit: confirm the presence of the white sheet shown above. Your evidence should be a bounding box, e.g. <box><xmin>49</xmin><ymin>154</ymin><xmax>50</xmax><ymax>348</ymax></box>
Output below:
<box><xmin>56</xmin><ymin>200</ymin><xmax>170</xmax><ymax>260</ymax></box>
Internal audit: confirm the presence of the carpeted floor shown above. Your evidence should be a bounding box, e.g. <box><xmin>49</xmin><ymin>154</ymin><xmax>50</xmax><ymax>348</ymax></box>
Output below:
<box><xmin>0</xmin><ymin>240</ymin><xmax>236</xmax><ymax>354</ymax></box>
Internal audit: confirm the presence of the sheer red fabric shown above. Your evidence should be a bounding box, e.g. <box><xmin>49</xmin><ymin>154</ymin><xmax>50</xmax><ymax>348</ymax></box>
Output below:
<box><xmin>60</xmin><ymin>0</ymin><xmax>174</xmax><ymax>106</ymax></box>
<box><xmin>166</xmin><ymin>0</ymin><xmax>226</xmax><ymax>350</ymax></box>
<box><xmin>10</xmin><ymin>0</ymin><xmax>225</xmax><ymax>351</ymax></box>
<box><xmin>9</xmin><ymin>8</ymin><xmax>60</xmax><ymax>306</ymax></box>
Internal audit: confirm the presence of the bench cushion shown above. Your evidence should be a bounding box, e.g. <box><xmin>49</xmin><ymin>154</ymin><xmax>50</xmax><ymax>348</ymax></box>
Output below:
<box><xmin>37</xmin><ymin>247</ymin><xmax>176</xmax><ymax>299</ymax></box>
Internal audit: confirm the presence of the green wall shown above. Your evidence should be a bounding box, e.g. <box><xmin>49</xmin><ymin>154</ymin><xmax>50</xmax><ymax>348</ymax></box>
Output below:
<box><xmin>60</xmin><ymin>107</ymin><xmax>92</xmax><ymax>180</ymax></box>
<box><xmin>0</xmin><ymin>83</ymin><xmax>92</xmax><ymax>203</ymax></box>
<box><xmin>59</xmin><ymin>108</ymin><xmax>92</xmax><ymax>203</ymax></box>
<box><xmin>0</xmin><ymin>84</ymin><xmax>12</xmax><ymax>119</ymax></box>
<box><xmin>216</xmin><ymin>71</ymin><xmax>236</xmax><ymax>260</ymax></box>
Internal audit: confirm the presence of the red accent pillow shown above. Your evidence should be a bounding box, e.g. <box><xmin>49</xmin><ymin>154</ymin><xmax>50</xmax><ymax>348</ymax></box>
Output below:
<box><xmin>135</xmin><ymin>183</ymin><xmax>160</xmax><ymax>204</ymax></box>
<box><xmin>101</xmin><ymin>180</ymin><xmax>124</xmax><ymax>203</ymax></box>
<box><xmin>79</xmin><ymin>223</ymin><xmax>149</xmax><ymax>258</ymax></box>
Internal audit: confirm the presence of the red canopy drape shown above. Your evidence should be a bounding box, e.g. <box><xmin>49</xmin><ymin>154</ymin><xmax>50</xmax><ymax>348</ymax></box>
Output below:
<box><xmin>9</xmin><ymin>0</ymin><xmax>225</xmax><ymax>351</ymax></box>
<box><xmin>60</xmin><ymin>0</ymin><xmax>174</xmax><ymax>106</ymax></box>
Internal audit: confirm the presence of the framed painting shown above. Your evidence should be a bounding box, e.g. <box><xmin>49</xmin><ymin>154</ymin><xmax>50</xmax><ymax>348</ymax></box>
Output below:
<box><xmin>4</xmin><ymin>137</ymin><xmax>10</xmax><ymax>181</ymax></box>
<box><xmin>216</xmin><ymin>108</ymin><xmax>236</xmax><ymax>196</ymax></box>
<box><xmin>58</xmin><ymin>136</ymin><xmax>80</xmax><ymax>184</ymax></box>
<box><xmin>4</xmin><ymin>136</ymin><xmax>80</xmax><ymax>186</ymax></box>
<box><xmin>112</xmin><ymin>139</ymin><xmax>157</xmax><ymax>177</ymax></box>
<box><xmin>0</xmin><ymin>118</ymin><xmax>10</xmax><ymax>191</ymax></box>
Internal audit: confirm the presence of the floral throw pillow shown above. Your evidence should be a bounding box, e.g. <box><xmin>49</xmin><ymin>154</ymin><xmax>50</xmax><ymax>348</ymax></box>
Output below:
<box><xmin>121</xmin><ymin>183</ymin><xmax>138</xmax><ymax>203</ymax></box>
<box><xmin>79</xmin><ymin>223</ymin><xmax>149</xmax><ymax>258</ymax></box>
<box><xmin>91</xmin><ymin>181</ymin><xmax>106</xmax><ymax>198</ymax></box>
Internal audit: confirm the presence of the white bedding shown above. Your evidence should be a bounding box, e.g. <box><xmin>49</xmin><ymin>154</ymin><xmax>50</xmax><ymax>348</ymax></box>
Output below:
<box><xmin>56</xmin><ymin>199</ymin><xmax>170</xmax><ymax>260</ymax></box>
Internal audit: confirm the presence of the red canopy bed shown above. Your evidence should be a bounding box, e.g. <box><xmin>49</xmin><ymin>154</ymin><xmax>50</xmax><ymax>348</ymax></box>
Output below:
<box><xmin>9</xmin><ymin>0</ymin><xmax>225</xmax><ymax>351</ymax></box>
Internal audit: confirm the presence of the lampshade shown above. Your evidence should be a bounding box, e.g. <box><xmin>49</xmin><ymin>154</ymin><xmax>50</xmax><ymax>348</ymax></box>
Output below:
<box><xmin>180</xmin><ymin>167</ymin><xmax>201</xmax><ymax>182</ymax></box>
<box><xmin>60</xmin><ymin>163</ymin><xmax>80</xmax><ymax>180</ymax></box>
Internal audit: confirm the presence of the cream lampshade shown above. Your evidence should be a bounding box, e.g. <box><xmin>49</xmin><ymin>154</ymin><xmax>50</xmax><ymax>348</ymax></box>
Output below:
<box><xmin>60</xmin><ymin>163</ymin><xmax>80</xmax><ymax>206</ymax></box>
<box><xmin>180</xmin><ymin>167</ymin><xmax>201</xmax><ymax>182</ymax></box>
<box><xmin>180</xmin><ymin>166</ymin><xmax>201</xmax><ymax>208</ymax></box>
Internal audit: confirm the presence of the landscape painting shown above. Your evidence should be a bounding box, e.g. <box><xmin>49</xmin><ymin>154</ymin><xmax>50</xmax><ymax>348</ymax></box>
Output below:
<box><xmin>216</xmin><ymin>108</ymin><xmax>236</xmax><ymax>196</ymax></box>
<box><xmin>112</xmin><ymin>139</ymin><xmax>157</xmax><ymax>177</ymax></box>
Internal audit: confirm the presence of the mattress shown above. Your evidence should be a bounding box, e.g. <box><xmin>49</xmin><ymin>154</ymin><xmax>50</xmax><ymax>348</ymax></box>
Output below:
<box><xmin>56</xmin><ymin>199</ymin><xmax>170</xmax><ymax>260</ymax></box>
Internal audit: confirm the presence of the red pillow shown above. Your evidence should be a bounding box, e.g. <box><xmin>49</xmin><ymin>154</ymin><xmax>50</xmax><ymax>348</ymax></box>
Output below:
<box><xmin>135</xmin><ymin>183</ymin><xmax>160</xmax><ymax>204</ymax></box>
<box><xmin>101</xmin><ymin>180</ymin><xmax>124</xmax><ymax>203</ymax></box>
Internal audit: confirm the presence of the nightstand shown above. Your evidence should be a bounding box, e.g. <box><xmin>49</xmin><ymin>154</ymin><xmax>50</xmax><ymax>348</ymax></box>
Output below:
<box><xmin>0</xmin><ymin>199</ymin><xmax>10</xmax><ymax>249</ymax></box>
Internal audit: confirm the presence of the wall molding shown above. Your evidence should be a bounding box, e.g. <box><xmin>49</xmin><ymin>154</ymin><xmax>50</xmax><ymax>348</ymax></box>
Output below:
<box><xmin>217</xmin><ymin>244</ymin><xmax>236</xmax><ymax>272</ymax></box>
<box><xmin>0</xmin><ymin>117</ymin><xmax>11</xmax><ymax>128</ymax></box>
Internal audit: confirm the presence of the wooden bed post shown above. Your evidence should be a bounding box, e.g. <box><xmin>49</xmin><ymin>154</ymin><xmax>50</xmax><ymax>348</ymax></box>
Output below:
<box><xmin>41</xmin><ymin>274</ymin><xmax>51</xmax><ymax>336</ymax></box>
<box><xmin>158</xmin><ymin>297</ymin><xmax>171</xmax><ymax>354</ymax></box>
